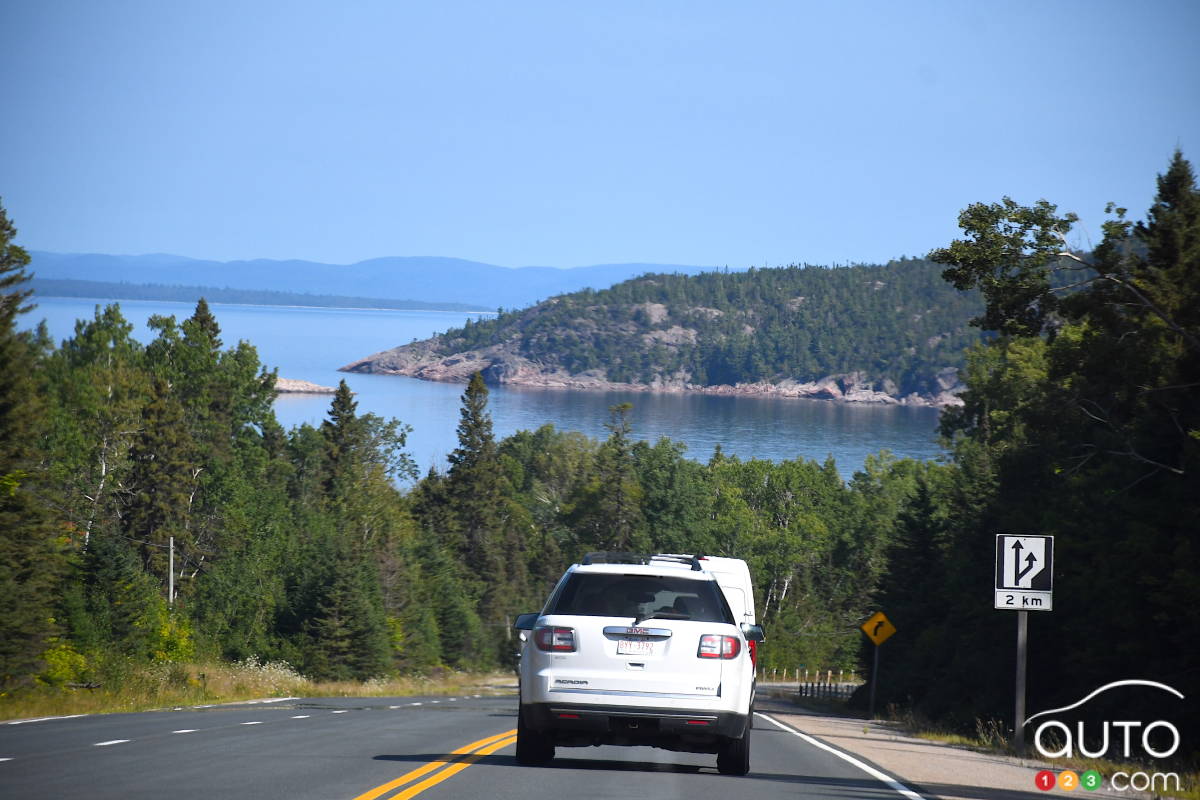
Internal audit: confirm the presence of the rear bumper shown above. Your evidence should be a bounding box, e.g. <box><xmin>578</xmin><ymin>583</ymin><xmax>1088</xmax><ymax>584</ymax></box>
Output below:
<box><xmin>523</xmin><ymin>701</ymin><xmax>749</xmax><ymax>751</ymax></box>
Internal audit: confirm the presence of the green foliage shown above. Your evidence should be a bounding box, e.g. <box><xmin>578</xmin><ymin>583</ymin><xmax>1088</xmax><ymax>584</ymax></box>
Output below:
<box><xmin>13</xmin><ymin>254</ymin><xmax>941</xmax><ymax>687</ymax></box>
<box><xmin>433</xmin><ymin>259</ymin><xmax>983</xmax><ymax>397</ymax></box>
<box><xmin>0</xmin><ymin>199</ymin><xmax>69</xmax><ymax>690</ymax></box>
<box><xmin>877</xmin><ymin>151</ymin><xmax>1200</xmax><ymax>747</ymax></box>
<box><xmin>299</xmin><ymin>533</ymin><xmax>391</xmax><ymax>681</ymax></box>
<box><xmin>9</xmin><ymin>252</ymin><xmax>432</xmax><ymax>682</ymax></box>
<box><xmin>39</xmin><ymin>639</ymin><xmax>88</xmax><ymax>686</ymax></box>
<box><xmin>930</xmin><ymin>198</ymin><xmax>1077</xmax><ymax>336</ymax></box>
<box><xmin>125</xmin><ymin>377</ymin><xmax>199</xmax><ymax>585</ymax></box>
<box><xmin>567</xmin><ymin>404</ymin><xmax>646</xmax><ymax>552</ymax></box>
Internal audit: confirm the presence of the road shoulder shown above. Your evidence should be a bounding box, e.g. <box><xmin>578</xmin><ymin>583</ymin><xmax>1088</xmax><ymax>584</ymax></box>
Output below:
<box><xmin>756</xmin><ymin>696</ymin><xmax>1157</xmax><ymax>800</ymax></box>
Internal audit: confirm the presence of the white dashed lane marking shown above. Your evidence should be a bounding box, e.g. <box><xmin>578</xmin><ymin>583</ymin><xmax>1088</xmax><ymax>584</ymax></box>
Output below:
<box><xmin>240</xmin><ymin>721</ymin><xmax>263</xmax><ymax>726</ymax></box>
<box><xmin>5</xmin><ymin>695</ymin><xmax>482</xmax><ymax>767</ymax></box>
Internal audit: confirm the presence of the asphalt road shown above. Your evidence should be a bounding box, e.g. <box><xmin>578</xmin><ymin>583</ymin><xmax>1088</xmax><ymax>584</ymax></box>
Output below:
<box><xmin>0</xmin><ymin>694</ymin><xmax>924</xmax><ymax>800</ymax></box>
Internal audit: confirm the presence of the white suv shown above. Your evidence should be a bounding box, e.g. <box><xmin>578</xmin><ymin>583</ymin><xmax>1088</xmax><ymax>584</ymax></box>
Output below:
<box><xmin>514</xmin><ymin>552</ymin><xmax>764</xmax><ymax>775</ymax></box>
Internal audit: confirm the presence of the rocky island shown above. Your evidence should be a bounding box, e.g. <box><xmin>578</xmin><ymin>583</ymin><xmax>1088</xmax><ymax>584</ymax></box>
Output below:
<box><xmin>341</xmin><ymin>260</ymin><xmax>981</xmax><ymax>408</ymax></box>
<box><xmin>275</xmin><ymin>378</ymin><xmax>338</xmax><ymax>394</ymax></box>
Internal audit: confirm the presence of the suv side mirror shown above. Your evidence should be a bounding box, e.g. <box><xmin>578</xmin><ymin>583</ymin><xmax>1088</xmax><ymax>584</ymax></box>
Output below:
<box><xmin>741</xmin><ymin>623</ymin><xmax>765</xmax><ymax>642</ymax></box>
<box><xmin>513</xmin><ymin>613</ymin><xmax>539</xmax><ymax>631</ymax></box>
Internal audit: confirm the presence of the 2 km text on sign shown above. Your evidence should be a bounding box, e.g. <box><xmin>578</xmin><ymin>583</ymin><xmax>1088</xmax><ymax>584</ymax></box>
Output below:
<box><xmin>994</xmin><ymin>534</ymin><xmax>1053</xmax><ymax>611</ymax></box>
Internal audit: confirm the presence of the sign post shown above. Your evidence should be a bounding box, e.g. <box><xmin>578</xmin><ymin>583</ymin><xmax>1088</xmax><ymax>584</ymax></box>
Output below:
<box><xmin>860</xmin><ymin>611</ymin><xmax>896</xmax><ymax>720</ymax></box>
<box><xmin>994</xmin><ymin>534</ymin><xmax>1053</xmax><ymax>755</ymax></box>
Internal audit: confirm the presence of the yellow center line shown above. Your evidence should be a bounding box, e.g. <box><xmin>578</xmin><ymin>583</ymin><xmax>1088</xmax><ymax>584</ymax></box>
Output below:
<box><xmin>350</xmin><ymin>729</ymin><xmax>517</xmax><ymax>800</ymax></box>
<box><xmin>388</xmin><ymin>735</ymin><xmax>517</xmax><ymax>800</ymax></box>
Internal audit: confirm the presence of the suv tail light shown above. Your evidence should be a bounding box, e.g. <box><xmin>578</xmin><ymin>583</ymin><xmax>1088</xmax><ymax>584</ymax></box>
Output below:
<box><xmin>534</xmin><ymin>626</ymin><xmax>577</xmax><ymax>652</ymax></box>
<box><xmin>697</xmin><ymin>634</ymin><xmax>741</xmax><ymax>659</ymax></box>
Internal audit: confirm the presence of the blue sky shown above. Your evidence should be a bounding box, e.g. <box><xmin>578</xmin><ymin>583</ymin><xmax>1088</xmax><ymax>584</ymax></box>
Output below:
<box><xmin>2</xmin><ymin>1</ymin><xmax>1197</xmax><ymax>269</ymax></box>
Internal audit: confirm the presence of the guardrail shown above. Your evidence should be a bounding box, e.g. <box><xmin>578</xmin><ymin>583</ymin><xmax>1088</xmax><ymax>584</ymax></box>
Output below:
<box><xmin>758</xmin><ymin>668</ymin><xmax>861</xmax><ymax>702</ymax></box>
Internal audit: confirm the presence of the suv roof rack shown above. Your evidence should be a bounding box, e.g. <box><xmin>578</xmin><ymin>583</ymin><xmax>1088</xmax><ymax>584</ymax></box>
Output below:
<box><xmin>581</xmin><ymin>552</ymin><xmax>702</xmax><ymax>571</ymax></box>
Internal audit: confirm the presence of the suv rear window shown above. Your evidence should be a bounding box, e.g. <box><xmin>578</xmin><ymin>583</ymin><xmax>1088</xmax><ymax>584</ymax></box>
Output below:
<box><xmin>547</xmin><ymin>573</ymin><xmax>735</xmax><ymax>624</ymax></box>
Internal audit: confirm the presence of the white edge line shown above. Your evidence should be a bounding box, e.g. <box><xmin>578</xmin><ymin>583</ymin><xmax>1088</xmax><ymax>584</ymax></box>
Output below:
<box><xmin>7</xmin><ymin>714</ymin><xmax>86</xmax><ymax>725</ymax></box>
<box><xmin>756</xmin><ymin>713</ymin><xmax>926</xmax><ymax>800</ymax></box>
<box><xmin>249</xmin><ymin>696</ymin><xmax>298</xmax><ymax>705</ymax></box>
<box><xmin>93</xmin><ymin>739</ymin><xmax>130</xmax><ymax>747</ymax></box>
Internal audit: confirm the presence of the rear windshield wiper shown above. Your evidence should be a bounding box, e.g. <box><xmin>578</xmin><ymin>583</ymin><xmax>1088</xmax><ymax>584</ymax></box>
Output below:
<box><xmin>631</xmin><ymin>611</ymin><xmax>689</xmax><ymax>626</ymax></box>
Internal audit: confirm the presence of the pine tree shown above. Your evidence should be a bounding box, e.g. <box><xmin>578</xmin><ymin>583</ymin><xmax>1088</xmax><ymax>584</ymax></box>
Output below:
<box><xmin>188</xmin><ymin>297</ymin><xmax>222</xmax><ymax>349</ymax></box>
<box><xmin>564</xmin><ymin>404</ymin><xmax>646</xmax><ymax>552</ymax></box>
<box><xmin>124</xmin><ymin>377</ymin><xmax>199</xmax><ymax>591</ymax></box>
<box><xmin>0</xmin><ymin>200</ymin><xmax>67</xmax><ymax>688</ymax></box>
<box><xmin>302</xmin><ymin>534</ymin><xmax>391</xmax><ymax>680</ymax></box>
<box><xmin>75</xmin><ymin>531</ymin><xmax>167</xmax><ymax>660</ymax></box>
<box><xmin>594</xmin><ymin>403</ymin><xmax>645</xmax><ymax>550</ymax></box>
<box><xmin>446</xmin><ymin>373</ymin><xmax>506</xmax><ymax>587</ymax></box>
<box><xmin>320</xmin><ymin>380</ymin><xmax>363</xmax><ymax>503</ymax></box>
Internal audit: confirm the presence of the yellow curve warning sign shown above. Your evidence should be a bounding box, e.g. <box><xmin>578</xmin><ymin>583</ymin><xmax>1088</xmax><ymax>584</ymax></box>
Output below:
<box><xmin>861</xmin><ymin>611</ymin><xmax>896</xmax><ymax>646</ymax></box>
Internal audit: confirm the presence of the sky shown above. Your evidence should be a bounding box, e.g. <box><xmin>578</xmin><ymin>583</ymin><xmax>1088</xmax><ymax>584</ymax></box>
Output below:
<box><xmin>2</xmin><ymin>1</ymin><xmax>1198</xmax><ymax>270</ymax></box>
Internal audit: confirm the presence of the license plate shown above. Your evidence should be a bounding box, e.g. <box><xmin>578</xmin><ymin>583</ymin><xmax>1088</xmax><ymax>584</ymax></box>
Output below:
<box><xmin>617</xmin><ymin>638</ymin><xmax>655</xmax><ymax>656</ymax></box>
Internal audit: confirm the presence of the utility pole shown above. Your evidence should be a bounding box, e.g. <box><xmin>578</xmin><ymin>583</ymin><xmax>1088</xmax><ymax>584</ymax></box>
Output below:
<box><xmin>168</xmin><ymin>535</ymin><xmax>175</xmax><ymax>607</ymax></box>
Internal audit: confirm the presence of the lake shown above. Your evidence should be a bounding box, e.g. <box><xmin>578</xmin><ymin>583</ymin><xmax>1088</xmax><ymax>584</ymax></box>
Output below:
<box><xmin>23</xmin><ymin>296</ymin><xmax>948</xmax><ymax>479</ymax></box>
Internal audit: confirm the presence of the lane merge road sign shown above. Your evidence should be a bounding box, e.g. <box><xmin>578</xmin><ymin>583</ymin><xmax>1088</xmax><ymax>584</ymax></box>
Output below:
<box><xmin>995</xmin><ymin>534</ymin><xmax>1053</xmax><ymax>611</ymax></box>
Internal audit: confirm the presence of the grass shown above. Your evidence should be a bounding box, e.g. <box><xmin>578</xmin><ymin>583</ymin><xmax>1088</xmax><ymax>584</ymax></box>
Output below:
<box><xmin>0</xmin><ymin>658</ymin><xmax>517</xmax><ymax>722</ymax></box>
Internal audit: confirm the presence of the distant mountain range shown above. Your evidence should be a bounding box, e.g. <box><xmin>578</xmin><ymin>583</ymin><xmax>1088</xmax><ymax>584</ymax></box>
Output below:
<box><xmin>27</xmin><ymin>251</ymin><xmax>721</xmax><ymax>310</ymax></box>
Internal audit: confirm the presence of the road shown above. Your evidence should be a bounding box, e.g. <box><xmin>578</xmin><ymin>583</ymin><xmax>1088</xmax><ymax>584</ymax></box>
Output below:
<box><xmin>0</xmin><ymin>694</ymin><xmax>924</xmax><ymax>800</ymax></box>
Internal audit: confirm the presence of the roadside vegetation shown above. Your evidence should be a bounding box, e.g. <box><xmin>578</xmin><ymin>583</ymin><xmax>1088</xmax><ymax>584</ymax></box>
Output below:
<box><xmin>1</xmin><ymin>659</ymin><xmax>513</xmax><ymax>722</ymax></box>
<box><xmin>2</xmin><ymin>152</ymin><xmax>1195</xmax><ymax>769</ymax></box>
